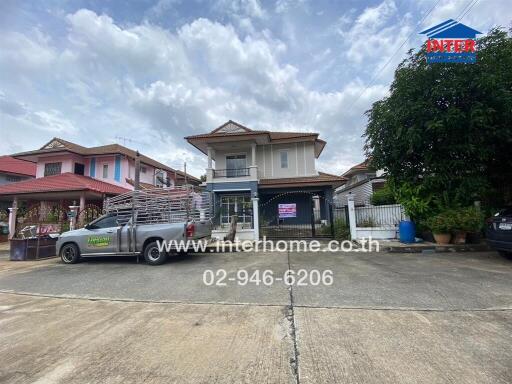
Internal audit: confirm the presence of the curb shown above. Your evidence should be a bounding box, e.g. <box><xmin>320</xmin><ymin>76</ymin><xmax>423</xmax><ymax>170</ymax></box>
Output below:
<box><xmin>384</xmin><ymin>243</ymin><xmax>492</xmax><ymax>253</ymax></box>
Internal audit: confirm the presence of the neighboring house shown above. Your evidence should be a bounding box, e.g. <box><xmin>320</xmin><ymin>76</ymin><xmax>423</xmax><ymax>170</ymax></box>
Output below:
<box><xmin>0</xmin><ymin>156</ymin><xmax>36</xmax><ymax>219</ymax></box>
<box><xmin>186</xmin><ymin>120</ymin><xmax>345</xmax><ymax>240</ymax></box>
<box><xmin>334</xmin><ymin>159</ymin><xmax>386</xmax><ymax>206</ymax></box>
<box><xmin>0</xmin><ymin>156</ymin><xmax>36</xmax><ymax>185</ymax></box>
<box><xmin>0</xmin><ymin>138</ymin><xmax>200</xmax><ymax>238</ymax></box>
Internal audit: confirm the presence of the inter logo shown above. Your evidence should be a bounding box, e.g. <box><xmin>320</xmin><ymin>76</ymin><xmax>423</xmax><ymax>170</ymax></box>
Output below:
<box><xmin>420</xmin><ymin>19</ymin><xmax>482</xmax><ymax>63</ymax></box>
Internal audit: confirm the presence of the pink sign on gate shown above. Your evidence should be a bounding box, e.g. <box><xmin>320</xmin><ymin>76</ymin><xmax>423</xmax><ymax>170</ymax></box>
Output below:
<box><xmin>278</xmin><ymin>203</ymin><xmax>296</xmax><ymax>218</ymax></box>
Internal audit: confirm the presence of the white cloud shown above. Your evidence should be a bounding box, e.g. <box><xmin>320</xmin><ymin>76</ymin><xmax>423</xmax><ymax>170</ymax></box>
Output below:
<box><xmin>0</xmin><ymin>4</ymin><xmax>403</xmax><ymax>176</ymax></box>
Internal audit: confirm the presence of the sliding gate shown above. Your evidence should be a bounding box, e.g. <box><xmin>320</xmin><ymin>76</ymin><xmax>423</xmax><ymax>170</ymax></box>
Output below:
<box><xmin>259</xmin><ymin>191</ymin><xmax>348</xmax><ymax>239</ymax></box>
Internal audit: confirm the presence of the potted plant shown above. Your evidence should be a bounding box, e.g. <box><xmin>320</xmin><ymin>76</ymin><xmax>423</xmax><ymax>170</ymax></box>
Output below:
<box><xmin>453</xmin><ymin>207</ymin><xmax>484</xmax><ymax>244</ymax></box>
<box><xmin>426</xmin><ymin>210</ymin><xmax>456</xmax><ymax>245</ymax></box>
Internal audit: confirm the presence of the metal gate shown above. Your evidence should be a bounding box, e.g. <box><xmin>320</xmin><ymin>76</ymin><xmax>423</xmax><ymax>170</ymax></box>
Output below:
<box><xmin>259</xmin><ymin>191</ymin><xmax>349</xmax><ymax>239</ymax></box>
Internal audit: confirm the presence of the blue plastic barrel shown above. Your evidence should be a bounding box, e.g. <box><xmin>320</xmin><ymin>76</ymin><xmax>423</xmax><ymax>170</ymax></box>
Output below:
<box><xmin>399</xmin><ymin>220</ymin><xmax>415</xmax><ymax>243</ymax></box>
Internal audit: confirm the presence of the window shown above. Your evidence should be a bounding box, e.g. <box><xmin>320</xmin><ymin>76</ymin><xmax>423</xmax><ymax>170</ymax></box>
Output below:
<box><xmin>155</xmin><ymin>170</ymin><xmax>166</xmax><ymax>187</ymax></box>
<box><xmin>141</xmin><ymin>166</ymin><xmax>147</xmax><ymax>174</ymax></box>
<box><xmin>88</xmin><ymin>215</ymin><xmax>118</xmax><ymax>229</ymax></box>
<box><xmin>102</xmin><ymin>164</ymin><xmax>108</xmax><ymax>178</ymax></box>
<box><xmin>44</xmin><ymin>162</ymin><xmax>62</xmax><ymax>176</ymax></box>
<box><xmin>220</xmin><ymin>195</ymin><xmax>252</xmax><ymax>229</ymax></box>
<box><xmin>6</xmin><ymin>175</ymin><xmax>22</xmax><ymax>182</ymax></box>
<box><xmin>74</xmin><ymin>163</ymin><xmax>85</xmax><ymax>175</ymax></box>
<box><xmin>280</xmin><ymin>151</ymin><xmax>288</xmax><ymax>169</ymax></box>
<box><xmin>226</xmin><ymin>155</ymin><xmax>247</xmax><ymax>177</ymax></box>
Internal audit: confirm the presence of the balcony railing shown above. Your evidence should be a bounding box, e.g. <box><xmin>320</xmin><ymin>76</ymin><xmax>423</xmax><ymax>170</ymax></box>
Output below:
<box><xmin>213</xmin><ymin>168</ymin><xmax>250</xmax><ymax>178</ymax></box>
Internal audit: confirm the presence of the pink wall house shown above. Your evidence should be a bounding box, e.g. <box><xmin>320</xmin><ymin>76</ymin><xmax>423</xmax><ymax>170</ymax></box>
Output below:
<box><xmin>15</xmin><ymin>138</ymin><xmax>198</xmax><ymax>190</ymax></box>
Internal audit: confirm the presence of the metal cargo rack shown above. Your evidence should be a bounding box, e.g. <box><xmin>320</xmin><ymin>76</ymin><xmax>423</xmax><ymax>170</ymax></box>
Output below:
<box><xmin>103</xmin><ymin>186</ymin><xmax>212</xmax><ymax>225</ymax></box>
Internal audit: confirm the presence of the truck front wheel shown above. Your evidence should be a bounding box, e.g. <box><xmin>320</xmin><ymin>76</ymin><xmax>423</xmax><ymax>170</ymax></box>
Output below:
<box><xmin>60</xmin><ymin>243</ymin><xmax>80</xmax><ymax>264</ymax></box>
<box><xmin>144</xmin><ymin>241</ymin><xmax>168</xmax><ymax>265</ymax></box>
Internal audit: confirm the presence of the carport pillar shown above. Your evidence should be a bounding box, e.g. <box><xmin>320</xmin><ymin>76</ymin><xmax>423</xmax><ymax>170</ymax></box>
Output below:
<box><xmin>69</xmin><ymin>205</ymin><xmax>80</xmax><ymax>230</ymax></box>
<box><xmin>79</xmin><ymin>192</ymin><xmax>86</xmax><ymax>212</ymax></box>
<box><xmin>347</xmin><ymin>195</ymin><xmax>357</xmax><ymax>241</ymax></box>
<box><xmin>252</xmin><ymin>197</ymin><xmax>259</xmax><ymax>240</ymax></box>
<box><xmin>8</xmin><ymin>197</ymin><xmax>18</xmax><ymax>240</ymax></box>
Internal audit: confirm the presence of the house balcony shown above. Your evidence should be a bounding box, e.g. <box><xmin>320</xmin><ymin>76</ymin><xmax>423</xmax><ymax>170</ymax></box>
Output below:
<box><xmin>206</xmin><ymin>166</ymin><xmax>258</xmax><ymax>183</ymax></box>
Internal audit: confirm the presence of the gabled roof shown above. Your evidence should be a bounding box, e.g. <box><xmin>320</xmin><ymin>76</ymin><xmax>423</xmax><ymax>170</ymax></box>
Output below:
<box><xmin>420</xmin><ymin>19</ymin><xmax>482</xmax><ymax>39</ymax></box>
<box><xmin>0</xmin><ymin>173</ymin><xmax>129</xmax><ymax>196</ymax></box>
<box><xmin>0</xmin><ymin>156</ymin><xmax>36</xmax><ymax>177</ymax></box>
<box><xmin>12</xmin><ymin>138</ymin><xmax>200</xmax><ymax>183</ymax></box>
<box><xmin>341</xmin><ymin>159</ymin><xmax>373</xmax><ymax>178</ymax></box>
<box><xmin>185</xmin><ymin>120</ymin><xmax>326</xmax><ymax>158</ymax></box>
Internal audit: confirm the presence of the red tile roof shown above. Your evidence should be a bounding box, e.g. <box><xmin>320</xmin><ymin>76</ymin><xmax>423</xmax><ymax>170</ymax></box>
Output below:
<box><xmin>0</xmin><ymin>173</ymin><xmax>129</xmax><ymax>196</ymax></box>
<box><xmin>0</xmin><ymin>156</ymin><xmax>36</xmax><ymax>177</ymax></box>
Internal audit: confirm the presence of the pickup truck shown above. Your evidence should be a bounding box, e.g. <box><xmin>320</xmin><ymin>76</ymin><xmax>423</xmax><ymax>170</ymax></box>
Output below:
<box><xmin>56</xmin><ymin>213</ymin><xmax>211</xmax><ymax>265</ymax></box>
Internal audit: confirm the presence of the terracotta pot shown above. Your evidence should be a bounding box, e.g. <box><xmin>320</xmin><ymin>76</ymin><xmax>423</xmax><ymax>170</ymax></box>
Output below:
<box><xmin>433</xmin><ymin>233</ymin><xmax>451</xmax><ymax>245</ymax></box>
<box><xmin>453</xmin><ymin>231</ymin><xmax>467</xmax><ymax>244</ymax></box>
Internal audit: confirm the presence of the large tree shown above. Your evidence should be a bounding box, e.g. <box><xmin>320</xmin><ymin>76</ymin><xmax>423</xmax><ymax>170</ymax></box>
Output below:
<box><xmin>364</xmin><ymin>28</ymin><xmax>512</xmax><ymax>208</ymax></box>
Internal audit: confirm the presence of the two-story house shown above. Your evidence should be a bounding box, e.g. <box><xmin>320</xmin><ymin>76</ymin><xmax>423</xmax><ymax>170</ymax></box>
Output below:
<box><xmin>0</xmin><ymin>137</ymin><xmax>200</xmax><ymax>238</ymax></box>
<box><xmin>334</xmin><ymin>159</ymin><xmax>386</xmax><ymax>206</ymax></box>
<box><xmin>186</xmin><ymin>120</ymin><xmax>345</xmax><ymax>240</ymax></box>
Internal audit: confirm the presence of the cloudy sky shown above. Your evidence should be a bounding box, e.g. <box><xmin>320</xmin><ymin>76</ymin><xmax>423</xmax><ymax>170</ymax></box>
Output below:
<box><xmin>0</xmin><ymin>0</ymin><xmax>510</xmax><ymax>177</ymax></box>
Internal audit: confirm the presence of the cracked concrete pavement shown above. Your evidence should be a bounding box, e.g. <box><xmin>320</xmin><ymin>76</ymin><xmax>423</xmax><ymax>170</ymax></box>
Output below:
<box><xmin>0</xmin><ymin>250</ymin><xmax>511</xmax><ymax>383</ymax></box>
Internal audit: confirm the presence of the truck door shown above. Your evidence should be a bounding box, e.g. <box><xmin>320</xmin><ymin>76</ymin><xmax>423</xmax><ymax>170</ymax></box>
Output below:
<box><xmin>81</xmin><ymin>214</ymin><xmax>120</xmax><ymax>255</ymax></box>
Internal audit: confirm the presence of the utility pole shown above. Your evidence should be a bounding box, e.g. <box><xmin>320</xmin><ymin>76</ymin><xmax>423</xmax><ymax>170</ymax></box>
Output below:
<box><xmin>184</xmin><ymin>162</ymin><xmax>188</xmax><ymax>186</ymax></box>
<box><xmin>134</xmin><ymin>151</ymin><xmax>141</xmax><ymax>191</ymax></box>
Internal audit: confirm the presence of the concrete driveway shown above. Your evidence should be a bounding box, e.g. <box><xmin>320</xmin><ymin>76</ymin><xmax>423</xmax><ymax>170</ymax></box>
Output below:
<box><xmin>1</xmin><ymin>250</ymin><xmax>511</xmax><ymax>383</ymax></box>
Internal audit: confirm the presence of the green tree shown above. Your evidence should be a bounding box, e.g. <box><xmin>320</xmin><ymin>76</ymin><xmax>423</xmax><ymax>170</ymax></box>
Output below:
<box><xmin>364</xmin><ymin>28</ymin><xmax>512</xmax><ymax>208</ymax></box>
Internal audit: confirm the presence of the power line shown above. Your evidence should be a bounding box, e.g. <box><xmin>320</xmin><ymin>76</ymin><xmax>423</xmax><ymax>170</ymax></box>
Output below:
<box><xmin>344</xmin><ymin>0</ymin><xmax>442</xmax><ymax>111</ymax></box>
<box><xmin>457</xmin><ymin>0</ymin><xmax>479</xmax><ymax>21</ymax></box>
<box><xmin>455</xmin><ymin>0</ymin><xmax>477</xmax><ymax>21</ymax></box>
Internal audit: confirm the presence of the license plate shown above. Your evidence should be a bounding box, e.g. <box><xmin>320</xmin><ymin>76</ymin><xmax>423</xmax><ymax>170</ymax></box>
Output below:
<box><xmin>499</xmin><ymin>223</ymin><xmax>512</xmax><ymax>230</ymax></box>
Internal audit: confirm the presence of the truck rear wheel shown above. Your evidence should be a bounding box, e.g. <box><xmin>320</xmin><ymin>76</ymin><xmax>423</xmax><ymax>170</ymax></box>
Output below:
<box><xmin>60</xmin><ymin>243</ymin><xmax>80</xmax><ymax>264</ymax></box>
<box><xmin>144</xmin><ymin>241</ymin><xmax>168</xmax><ymax>265</ymax></box>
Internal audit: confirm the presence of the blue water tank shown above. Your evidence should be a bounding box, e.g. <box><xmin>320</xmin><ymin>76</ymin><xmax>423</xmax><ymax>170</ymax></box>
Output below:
<box><xmin>399</xmin><ymin>220</ymin><xmax>416</xmax><ymax>243</ymax></box>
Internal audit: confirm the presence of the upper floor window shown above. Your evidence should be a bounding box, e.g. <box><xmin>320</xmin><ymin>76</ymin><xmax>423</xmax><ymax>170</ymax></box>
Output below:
<box><xmin>226</xmin><ymin>155</ymin><xmax>247</xmax><ymax>177</ymax></box>
<box><xmin>280</xmin><ymin>151</ymin><xmax>288</xmax><ymax>169</ymax></box>
<box><xmin>141</xmin><ymin>166</ymin><xmax>147</xmax><ymax>174</ymax></box>
<box><xmin>74</xmin><ymin>163</ymin><xmax>85</xmax><ymax>175</ymax></box>
<box><xmin>102</xmin><ymin>164</ymin><xmax>108</xmax><ymax>178</ymax></box>
<box><xmin>44</xmin><ymin>162</ymin><xmax>62</xmax><ymax>176</ymax></box>
<box><xmin>155</xmin><ymin>170</ymin><xmax>166</xmax><ymax>187</ymax></box>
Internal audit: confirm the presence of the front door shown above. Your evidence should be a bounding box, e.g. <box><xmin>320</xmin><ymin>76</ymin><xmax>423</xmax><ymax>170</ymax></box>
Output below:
<box><xmin>81</xmin><ymin>214</ymin><xmax>119</xmax><ymax>255</ymax></box>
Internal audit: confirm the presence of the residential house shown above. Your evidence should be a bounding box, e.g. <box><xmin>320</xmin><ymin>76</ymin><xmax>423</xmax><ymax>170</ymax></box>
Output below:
<box><xmin>0</xmin><ymin>156</ymin><xmax>36</xmax><ymax>186</ymax></box>
<box><xmin>334</xmin><ymin>159</ymin><xmax>386</xmax><ymax>206</ymax></box>
<box><xmin>186</xmin><ymin>120</ymin><xmax>345</xmax><ymax>240</ymax></box>
<box><xmin>0</xmin><ymin>138</ymin><xmax>200</xmax><ymax>238</ymax></box>
<box><xmin>0</xmin><ymin>156</ymin><xmax>36</xmax><ymax>238</ymax></box>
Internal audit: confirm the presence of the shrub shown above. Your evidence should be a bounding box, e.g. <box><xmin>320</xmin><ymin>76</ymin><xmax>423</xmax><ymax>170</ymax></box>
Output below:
<box><xmin>425</xmin><ymin>210</ymin><xmax>457</xmax><ymax>234</ymax></box>
<box><xmin>454</xmin><ymin>207</ymin><xmax>484</xmax><ymax>232</ymax></box>
<box><xmin>320</xmin><ymin>218</ymin><xmax>350</xmax><ymax>240</ymax></box>
<box><xmin>370</xmin><ymin>184</ymin><xmax>396</xmax><ymax>206</ymax></box>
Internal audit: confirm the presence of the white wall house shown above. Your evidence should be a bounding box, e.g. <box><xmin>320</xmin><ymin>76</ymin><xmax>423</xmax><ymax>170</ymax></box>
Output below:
<box><xmin>335</xmin><ymin>159</ymin><xmax>386</xmax><ymax>206</ymax></box>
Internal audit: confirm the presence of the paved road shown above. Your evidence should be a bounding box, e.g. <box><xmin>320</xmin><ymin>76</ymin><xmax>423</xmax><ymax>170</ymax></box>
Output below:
<box><xmin>1</xmin><ymin>250</ymin><xmax>511</xmax><ymax>383</ymax></box>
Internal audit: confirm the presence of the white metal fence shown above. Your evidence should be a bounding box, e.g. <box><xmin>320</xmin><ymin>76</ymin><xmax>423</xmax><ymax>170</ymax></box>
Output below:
<box><xmin>354</xmin><ymin>204</ymin><xmax>404</xmax><ymax>228</ymax></box>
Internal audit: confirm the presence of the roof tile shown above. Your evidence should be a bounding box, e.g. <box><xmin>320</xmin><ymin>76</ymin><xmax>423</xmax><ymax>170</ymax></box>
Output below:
<box><xmin>0</xmin><ymin>156</ymin><xmax>36</xmax><ymax>177</ymax></box>
<box><xmin>0</xmin><ymin>173</ymin><xmax>129</xmax><ymax>195</ymax></box>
